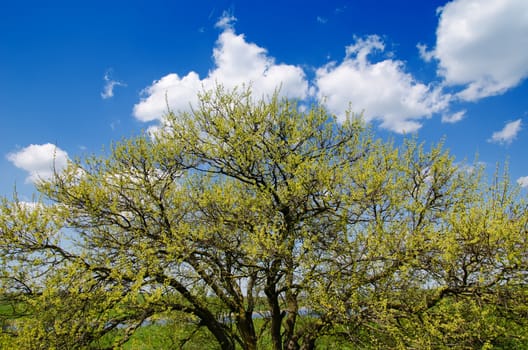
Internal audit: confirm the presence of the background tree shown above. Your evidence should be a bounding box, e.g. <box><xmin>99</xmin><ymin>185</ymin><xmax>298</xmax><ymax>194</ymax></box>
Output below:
<box><xmin>1</xmin><ymin>87</ymin><xmax>527</xmax><ymax>349</ymax></box>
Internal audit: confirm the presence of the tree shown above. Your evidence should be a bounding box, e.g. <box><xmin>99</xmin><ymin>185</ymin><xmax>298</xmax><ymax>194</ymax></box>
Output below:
<box><xmin>1</xmin><ymin>87</ymin><xmax>527</xmax><ymax>349</ymax></box>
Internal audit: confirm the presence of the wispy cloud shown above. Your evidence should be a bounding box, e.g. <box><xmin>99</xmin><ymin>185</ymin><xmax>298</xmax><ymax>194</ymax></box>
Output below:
<box><xmin>101</xmin><ymin>70</ymin><xmax>126</xmax><ymax>99</ymax></box>
<box><xmin>110</xmin><ymin>119</ymin><xmax>121</xmax><ymax>130</ymax></box>
<box><xmin>488</xmin><ymin>119</ymin><xmax>522</xmax><ymax>145</ymax></box>
<box><xmin>416</xmin><ymin>43</ymin><xmax>434</xmax><ymax>62</ymax></box>
<box><xmin>335</xmin><ymin>6</ymin><xmax>347</xmax><ymax>14</ymax></box>
<box><xmin>6</xmin><ymin>143</ymin><xmax>69</xmax><ymax>183</ymax></box>
<box><xmin>441</xmin><ymin>110</ymin><xmax>465</xmax><ymax>123</ymax></box>
<box><xmin>317</xmin><ymin>16</ymin><xmax>328</xmax><ymax>24</ymax></box>
<box><xmin>215</xmin><ymin>11</ymin><xmax>236</xmax><ymax>30</ymax></box>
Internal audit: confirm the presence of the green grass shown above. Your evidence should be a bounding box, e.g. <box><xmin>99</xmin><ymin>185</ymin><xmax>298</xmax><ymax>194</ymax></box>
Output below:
<box><xmin>95</xmin><ymin>317</ymin><xmax>363</xmax><ymax>350</ymax></box>
<box><xmin>93</xmin><ymin>320</ymin><xmax>219</xmax><ymax>350</ymax></box>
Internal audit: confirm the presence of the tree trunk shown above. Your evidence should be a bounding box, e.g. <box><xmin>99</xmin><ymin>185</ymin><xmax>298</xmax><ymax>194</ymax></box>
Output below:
<box><xmin>265</xmin><ymin>274</ymin><xmax>284</xmax><ymax>350</ymax></box>
<box><xmin>201</xmin><ymin>316</ymin><xmax>236</xmax><ymax>350</ymax></box>
<box><xmin>236</xmin><ymin>311</ymin><xmax>258</xmax><ymax>350</ymax></box>
<box><xmin>299</xmin><ymin>337</ymin><xmax>316</xmax><ymax>350</ymax></box>
<box><xmin>282</xmin><ymin>238</ymin><xmax>299</xmax><ymax>350</ymax></box>
<box><xmin>161</xmin><ymin>275</ymin><xmax>236</xmax><ymax>349</ymax></box>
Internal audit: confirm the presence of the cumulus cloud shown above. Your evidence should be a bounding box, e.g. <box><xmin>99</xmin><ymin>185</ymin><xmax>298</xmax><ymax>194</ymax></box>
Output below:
<box><xmin>6</xmin><ymin>143</ymin><xmax>69</xmax><ymax>183</ymax></box>
<box><xmin>133</xmin><ymin>72</ymin><xmax>202</xmax><ymax>122</ymax></box>
<box><xmin>315</xmin><ymin>35</ymin><xmax>450</xmax><ymax>133</ymax></box>
<box><xmin>133</xmin><ymin>14</ymin><xmax>308</xmax><ymax>122</ymax></box>
<box><xmin>101</xmin><ymin>70</ymin><xmax>126</xmax><ymax>99</ymax></box>
<box><xmin>442</xmin><ymin>110</ymin><xmax>466</xmax><ymax>123</ymax></box>
<box><xmin>517</xmin><ymin>176</ymin><xmax>528</xmax><ymax>188</ymax></box>
<box><xmin>488</xmin><ymin>119</ymin><xmax>522</xmax><ymax>145</ymax></box>
<box><xmin>431</xmin><ymin>0</ymin><xmax>528</xmax><ymax>101</ymax></box>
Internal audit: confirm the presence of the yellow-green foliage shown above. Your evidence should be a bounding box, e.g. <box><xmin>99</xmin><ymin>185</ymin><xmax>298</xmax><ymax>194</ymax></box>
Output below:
<box><xmin>1</xmin><ymin>87</ymin><xmax>527</xmax><ymax>349</ymax></box>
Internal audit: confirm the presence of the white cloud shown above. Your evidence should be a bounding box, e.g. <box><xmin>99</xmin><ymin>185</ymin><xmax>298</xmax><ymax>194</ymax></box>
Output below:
<box><xmin>215</xmin><ymin>11</ymin><xmax>236</xmax><ymax>30</ymax></box>
<box><xmin>417</xmin><ymin>43</ymin><xmax>434</xmax><ymax>62</ymax></box>
<box><xmin>517</xmin><ymin>176</ymin><xmax>528</xmax><ymax>188</ymax></box>
<box><xmin>6</xmin><ymin>143</ymin><xmax>69</xmax><ymax>183</ymax></box>
<box><xmin>442</xmin><ymin>110</ymin><xmax>465</xmax><ymax>123</ymax></box>
<box><xmin>133</xmin><ymin>72</ymin><xmax>202</xmax><ymax>122</ymax></box>
<box><xmin>432</xmin><ymin>0</ymin><xmax>528</xmax><ymax>101</ymax></box>
<box><xmin>209</xmin><ymin>29</ymin><xmax>308</xmax><ymax>98</ymax></box>
<box><xmin>101</xmin><ymin>70</ymin><xmax>126</xmax><ymax>99</ymax></box>
<box><xmin>488</xmin><ymin>119</ymin><xmax>522</xmax><ymax>145</ymax></box>
<box><xmin>146</xmin><ymin>124</ymin><xmax>161</xmax><ymax>139</ymax></box>
<box><xmin>315</xmin><ymin>35</ymin><xmax>450</xmax><ymax>133</ymax></box>
<box><xmin>133</xmin><ymin>14</ymin><xmax>308</xmax><ymax>122</ymax></box>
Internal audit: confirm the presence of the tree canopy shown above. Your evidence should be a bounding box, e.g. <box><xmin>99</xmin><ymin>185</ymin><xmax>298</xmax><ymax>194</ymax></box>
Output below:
<box><xmin>1</xmin><ymin>87</ymin><xmax>527</xmax><ymax>349</ymax></box>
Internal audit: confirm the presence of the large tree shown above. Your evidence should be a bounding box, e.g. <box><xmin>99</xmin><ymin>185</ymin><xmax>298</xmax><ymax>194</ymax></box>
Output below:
<box><xmin>1</xmin><ymin>88</ymin><xmax>527</xmax><ymax>349</ymax></box>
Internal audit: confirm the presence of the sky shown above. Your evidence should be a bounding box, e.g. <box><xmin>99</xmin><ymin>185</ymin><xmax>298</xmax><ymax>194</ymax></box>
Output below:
<box><xmin>1</xmin><ymin>0</ymin><xmax>528</xmax><ymax>199</ymax></box>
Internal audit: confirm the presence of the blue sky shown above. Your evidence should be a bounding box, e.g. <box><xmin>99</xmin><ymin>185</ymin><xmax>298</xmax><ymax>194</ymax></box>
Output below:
<box><xmin>1</xmin><ymin>0</ymin><xmax>528</xmax><ymax>198</ymax></box>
